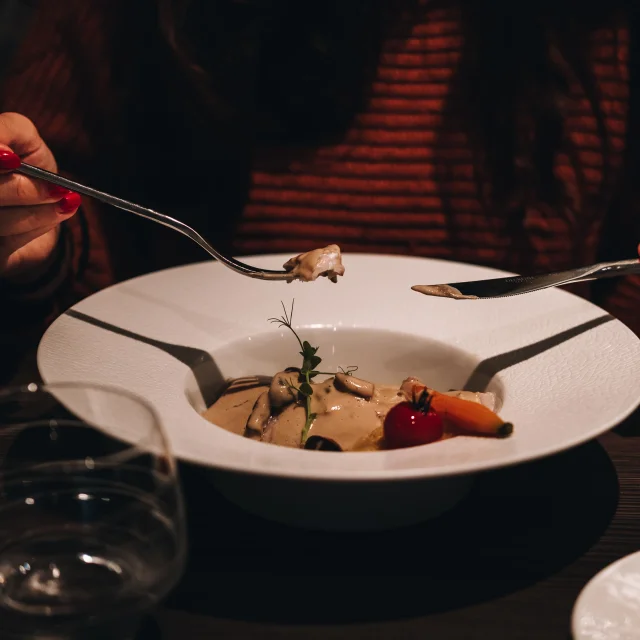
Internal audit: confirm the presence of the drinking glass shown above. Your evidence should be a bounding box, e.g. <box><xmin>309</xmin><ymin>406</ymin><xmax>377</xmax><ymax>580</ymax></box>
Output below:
<box><xmin>0</xmin><ymin>383</ymin><xmax>187</xmax><ymax>640</ymax></box>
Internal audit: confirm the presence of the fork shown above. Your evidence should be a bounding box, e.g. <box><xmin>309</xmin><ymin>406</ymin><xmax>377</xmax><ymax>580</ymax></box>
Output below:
<box><xmin>411</xmin><ymin>259</ymin><xmax>640</xmax><ymax>300</ymax></box>
<box><xmin>17</xmin><ymin>162</ymin><xmax>293</xmax><ymax>281</ymax></box>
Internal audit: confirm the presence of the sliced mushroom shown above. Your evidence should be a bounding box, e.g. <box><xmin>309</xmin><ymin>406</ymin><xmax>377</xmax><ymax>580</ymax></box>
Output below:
<box><xmin>267</xmin><ymin>403</ymin><xmax>307</xmax><ymax>448</ymax></box>
<box><xmin>245</xmin><ymin>390</ymin><xmax>271</xmax><ymax>439</ymax></box>
<box><xmin>304</xmin><ymin>435</ymin><xmax>342</xmax><ymax>452</ymax></box>
<box><xmin>334</xmin><ymin>372</ymin><xmax>374</xmax><ymax>399</ymax></box>
<box><xmin>269</xmin><ymin>370</ymin><xmax>301</xmax><ymax>408</ymax></box>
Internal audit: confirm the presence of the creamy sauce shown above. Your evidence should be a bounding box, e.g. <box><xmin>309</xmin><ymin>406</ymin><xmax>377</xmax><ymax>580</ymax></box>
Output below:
<box><xmin>202</xmin><ymin>383</ymin><xmax>268</xmax><ymax>436</ymax></box>
<box><xmin>411</xmin><ymin>284</ymin><xmax>478</xmax><ymax>300</ymax></box>
<box><xmin>202</xmin><ymin>373</ymin><xmax>496</xmax><ymax>451</ymax></box>
<box><xmin>203</xmin><ymin>376</ymin><xmax>403</xmax><ymax>450</ymax></box>
<box><xmin>305</xmin><ymin>379</ymin><xmax>404</xmax><ymax>450</ymax></box>
<box><xmin>283</xmin><ymin>244</ymin><xmax>345</xmax><ymax>283</ymax></box>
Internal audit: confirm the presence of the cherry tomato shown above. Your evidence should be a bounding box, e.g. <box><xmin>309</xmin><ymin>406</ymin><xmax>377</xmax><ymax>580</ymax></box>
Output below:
<box><xmin>384</xmin><ymin>401</ymin><xmax>444</xmax><ymax>449</ymax></box>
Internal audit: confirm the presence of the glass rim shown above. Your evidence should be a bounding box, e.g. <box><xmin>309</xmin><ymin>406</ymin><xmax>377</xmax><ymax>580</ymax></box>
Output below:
<box><xmin>0</xmin><ymin>381</ymin><xmax>159</xmax><ymax>410</ymax></box>
<box><xmin>0</xmin><ymin>381</ymin><xmax>176</xmax><ymax>476</ymax></box>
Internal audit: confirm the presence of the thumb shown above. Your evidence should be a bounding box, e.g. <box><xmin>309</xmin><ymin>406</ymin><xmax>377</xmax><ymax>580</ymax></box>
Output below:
<box><xmin>0</xmin><ymin>112</ymin><xmax>56</xmax><ymax>172</ymax></box>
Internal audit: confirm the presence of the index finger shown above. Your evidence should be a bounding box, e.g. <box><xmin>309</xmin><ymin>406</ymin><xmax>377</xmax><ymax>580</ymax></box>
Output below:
<box><xmin>0</xmin><ymin>172</ymin><xmax>68</xmax><ymax>206</ymax></box>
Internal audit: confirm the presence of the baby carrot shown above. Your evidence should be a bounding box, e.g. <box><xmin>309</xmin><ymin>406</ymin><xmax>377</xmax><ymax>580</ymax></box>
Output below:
<box><xmin>406</xmin><ymin>383</ymin><xmax>513</xmax><ymax>438</ymax></box>
<box><xmin>429</xmin><ymin>390</ymin><xmax>513</xmax><ymax>437</ymax></box>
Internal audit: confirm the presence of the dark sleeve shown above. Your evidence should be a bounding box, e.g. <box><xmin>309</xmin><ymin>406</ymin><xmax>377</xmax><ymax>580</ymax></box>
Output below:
<box><xmin>0</xmin><ymin>1</ymin><xmax>124</xmax><ymax>380</ymax></box>
<box><xmin>0</xmin><ymin>195</ymin><xmax>115</xmax><ymax>336</ymax></box>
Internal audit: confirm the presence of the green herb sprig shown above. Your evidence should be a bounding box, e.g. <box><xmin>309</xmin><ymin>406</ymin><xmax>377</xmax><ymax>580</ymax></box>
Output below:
<box><xmin>269</xmin><ymin>300</ymin><xmax>359</xmax><ymax>446</ymax></box>
<box><xmin>269</xmin><ymin>300</ymin><xmax>322</xmax><ymax>444</ymax></box>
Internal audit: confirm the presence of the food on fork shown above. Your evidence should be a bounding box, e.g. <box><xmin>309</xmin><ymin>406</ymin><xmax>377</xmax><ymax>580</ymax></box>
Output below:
<box><xmin>202</xmin><ymin>302</ymin><xmax>513</xmax><ymax>451</ymax></box>
<box><xmin>283</xmin><ymin>244</ymin><xmax>345</xmax><ymax>283</ymax></box>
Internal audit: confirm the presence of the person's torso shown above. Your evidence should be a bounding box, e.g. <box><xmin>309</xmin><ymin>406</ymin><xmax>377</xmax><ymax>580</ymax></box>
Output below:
<box><xmin>234</xmin><ymin>3</ymin><xmax>629</xmax><ymax>277</ymax></box>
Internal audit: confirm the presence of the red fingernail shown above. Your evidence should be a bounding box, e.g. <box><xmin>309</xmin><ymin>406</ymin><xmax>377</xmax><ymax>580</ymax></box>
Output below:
<box><xmin>0</xmin><ymin>150</ymin><xmax>21</xmax><ymax>171</ymax></box>
<box><xmin>48</xmin><ymin>184</ymin><xmax>71</xmax><ymax>198</ymax></box>
<box><xmin>58</xmin><ymin>192</ymin><xmax>81</xmax><ymax>213</ymax></box>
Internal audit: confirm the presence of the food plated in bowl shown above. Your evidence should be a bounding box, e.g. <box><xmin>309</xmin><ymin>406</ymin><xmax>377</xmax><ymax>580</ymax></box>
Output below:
<box><xmin>37</xmin><ymin>254</ymin><xmax>640</xmax><ymax>530</ymax></box>
<box><xmin>204</xmin><ymin>301</ymin><xmax>513</xmax><ymax>452</ymax></box>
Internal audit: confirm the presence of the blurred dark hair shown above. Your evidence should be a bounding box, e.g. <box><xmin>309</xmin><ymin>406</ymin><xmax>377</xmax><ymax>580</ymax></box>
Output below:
<box><xmin>157</xmin><ymin>0</ymin><xmax>389</xmax><ymax>145</ymax></box>
<box><xmin>156</xmin><ymin>0</ymin><xmax>633</xmax><ymax>261</ymax></box>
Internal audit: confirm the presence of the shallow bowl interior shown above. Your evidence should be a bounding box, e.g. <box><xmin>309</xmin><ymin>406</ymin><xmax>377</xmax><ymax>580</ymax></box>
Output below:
<box><xmin>186</xmin><ymin>327</ymin><xmax>505</xmax><ymax>424</ymax></box>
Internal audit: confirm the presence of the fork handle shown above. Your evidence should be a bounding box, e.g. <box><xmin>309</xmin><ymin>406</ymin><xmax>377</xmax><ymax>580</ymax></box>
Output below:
<box><xmin>15</xmin><ymin>162</ymin><xmax>284</xmax><ymax>279</ymax></box>
<box><xmin>18</xmin><ymin>163</ymin><xmax>293</xmax><ymax>280</ymax></box>
<box><xmin>17</xmin><ymin>163</ymin><xmax>197</xmax><ymax>235</ymax></box>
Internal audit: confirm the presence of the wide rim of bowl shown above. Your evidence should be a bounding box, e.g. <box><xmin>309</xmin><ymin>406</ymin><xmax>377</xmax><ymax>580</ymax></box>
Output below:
<box><xmin>37</xmin><ymin>253</ymin><xmax>640</xmax><ymax>482</ymax></box>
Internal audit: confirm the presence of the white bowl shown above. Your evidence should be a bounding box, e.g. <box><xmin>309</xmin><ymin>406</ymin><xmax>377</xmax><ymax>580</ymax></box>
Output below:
<box><xmin>38</xmin><ymin>255</ymin><xmax>640</xmax><ymax>530</ymax></box>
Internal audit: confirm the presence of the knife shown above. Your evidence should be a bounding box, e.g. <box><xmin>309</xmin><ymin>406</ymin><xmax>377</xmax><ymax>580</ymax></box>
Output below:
<box><xmin>411</xmin><ymin>258</ymin><xmax>640</xmax><ymax>300</ymax></box>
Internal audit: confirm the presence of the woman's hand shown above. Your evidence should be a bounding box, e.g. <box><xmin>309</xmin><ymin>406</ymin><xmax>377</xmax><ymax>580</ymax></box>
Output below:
<box><xmin>0</xmin><ymin>112</ymin><xmax>80</xmax><ymax>282</ymax></box>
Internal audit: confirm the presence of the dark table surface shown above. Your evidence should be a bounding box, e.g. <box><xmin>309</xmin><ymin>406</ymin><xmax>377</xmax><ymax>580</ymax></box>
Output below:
<box><xmin>151</xmin><ymin>407</ymin><xmax>640</xmax><ymax>640</ymax></box>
